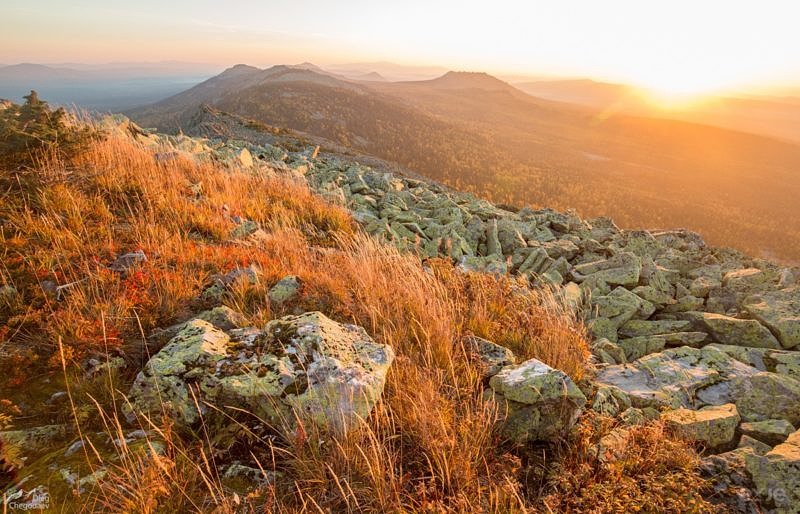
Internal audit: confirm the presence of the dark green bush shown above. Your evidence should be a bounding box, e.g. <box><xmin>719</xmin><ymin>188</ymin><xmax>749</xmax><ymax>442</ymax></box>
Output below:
<box><xmin>0</xmin><ymin>91</ymin><xmax>97</xmax><ymax>168</ymax></box>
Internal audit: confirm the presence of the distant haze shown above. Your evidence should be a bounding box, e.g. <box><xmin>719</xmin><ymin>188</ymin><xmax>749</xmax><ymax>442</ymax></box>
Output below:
<box><xmin>2</xmin><ymin>0</ymin><xmax>800</xmax><ymax>96</ymax></box>
<box><xmin>0</xmin><ymin>62</ymin><xmax>224</xmax><ymax>110</ymax></box>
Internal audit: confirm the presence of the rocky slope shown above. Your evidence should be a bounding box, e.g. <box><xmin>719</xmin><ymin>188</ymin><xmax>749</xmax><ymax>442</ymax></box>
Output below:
<box><xmin>123</xmin><ymin>110</ymin><xmax>800</xmax><ymax>512</ymax></box>
<box><xmin>4</xmin><ymin>109</ymin><xmax>799</xmax><ymax>512</ymax></box>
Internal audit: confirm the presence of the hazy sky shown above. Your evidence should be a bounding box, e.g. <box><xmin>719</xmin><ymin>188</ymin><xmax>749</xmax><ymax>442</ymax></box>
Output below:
<box><xmin>2</xmin><ymin>0</ymin><xmax>800</xmax><ymax>94</ymax></box>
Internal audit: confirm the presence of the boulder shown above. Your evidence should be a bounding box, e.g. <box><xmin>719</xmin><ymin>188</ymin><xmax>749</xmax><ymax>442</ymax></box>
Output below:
<box><xmin>770</xmin><ymin>351</ymin><xmax>800</xmax><ymax>380</ymax></box>
<box><xmin>745</xmin><ymin>429</ymin><xmax>800</xmax><ymax>513</ymax></box>
<box><xmin>661</xmin><ymin>295</ymin><xmax>705</xmax><ymax>313</ymax></box>
<box><xmin>740</xmin><ymin>419</ymin><xmax>796</xmax><ymax>447</ymax></box>
<box><xmin>465</xmin><ymin>335</ymin><xmax>516</xmax><ymax>380</ymax></box>
<box><xmin>613</xmin><ymin>230</ymin><xmax>664</xmax><ymax>259</ymax></box>
<box><xmin>738</xmin><ymin>435</ymin><xmax>772</xmax><ymax>455</ymax></box>
<box><xmin>594</xmin><ymin>346</ymin><xmax>758</xmax><ymax>409</ymax></box>
<box><xmin>573</xmin><ymin>251</ymin><xmax>641</xmax><ymax>287</ymax></box>
<box><xmin>488</xmin><ymin>359</ymin><xmax>586</xmax><ymax>443</ymax></box>
<box><xmin>700</xmin><ymin>447</ymin><xmax>763</xmax><ymax>514</ymax></box>
<box><xmin>126</xmin><ymin>312</ymin><xmax>395</xmax><ymax>433</ymax></box>
<box><xmin>591</xmin><ymin>338</ymin><xmax>626</xmax><ymax>364</ymax></box>
<box><xmin>743</xmin><ymin>287</ymin><xmax>800</xmax><ymax>349</ymax></box>
<box><xmin>590</xmin><ymin>426</ymin><xmax>632</xmax><ymax>463</ymax></box>
<box><xmin>619</xmin><ymin>406</ymin><xmax>659</xmax><ymax>426</ymax></box>
<box><xmin>703</xmin><ymin>344</ymin><xmax>800</xmax><ymax>381</ymax></box>
<box><xmin>588</xmin><ymin>287</ymin><xmax>656</xmax><ymax>342</ymax></box>
<box><xmin>681</xmin><ymin>311</ymin><xmax>781</xmax><ymax>349</ymax></box>
<box><xmin>722</xmin><ymin>268</ymin><xmax>770</xmax><ymax>293</ymax></box>
<box><xmin>268</xmin><ymin>275</ymin><xmax>302</xmax><ymax>304</ymax></box>
<box><xmin>148</xmin><ymin>306</ymin><xmax>248</xmax><ymax>345</ymax></box>
<box><xmin>591</xmin><ymin>385</ymin><xmax>631</xmax><ymax>417</ymax></box>
<box><xmin>617</xmin><ymin>332</ymin><xmax>708</xmax><ymax>360</ymax></box>
<box><xmin>540</xmin><ymin>239</ymin><xmax>580</xmax><ymax>260</ymax></box>
<box><xmin>662</xmin><ymin>403</ymin><xmax>740</xmax><ymax>450</ymax></box>
<box><xmin>725</xmin><ymin>372</ymin><xmax>800</xmax><ymax>425</ymax></box>
<box><xmin>618</xmin><ymin>319</ymin><xmax>692</xmax><ymax>338</ymax></box>
<box><xmin>689</xmin><ymin>275</ymin><xmax>720</xmax><ymax>298</ymax></box>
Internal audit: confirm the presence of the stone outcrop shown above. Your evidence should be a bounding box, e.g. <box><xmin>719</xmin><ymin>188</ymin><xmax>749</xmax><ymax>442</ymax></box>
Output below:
<box><xmin>465</xmin><ymin>335</ymin><xmax>516</xmax><ymax>380</ymax></box>
<box><xmin>487</xmin><ymin>359</ymin><xmax>586</xmax><ymax>443</ymax></box>
<box><xmin>662</xmin><ymin>403</ymin><xmax>740</xmax><ymax>450</ymax></box>
<box><xmin>745</xmin><ymin>429</ymin><xmax>800</xmax><ymax>513</ymax></box>
<box><xmin>740</xmin><ymin>419</ymin><xmax>796</xmax><ymax>446</ymax></box>
<box><xmin>743</xmin><ymin>287</ymin><xmax>800</xmax><ymax>349</ymax></box>
<box><xmin>126</xmin><ymin>311</ymin><xmax>394</xmax><ymax>433</ymax></box>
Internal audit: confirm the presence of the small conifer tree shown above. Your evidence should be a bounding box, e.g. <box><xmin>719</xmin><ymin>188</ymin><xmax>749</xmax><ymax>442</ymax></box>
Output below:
<box><xmin>0</xmin><ymin>90</ymin><xmax>96</xmax><ymax>168</ymax></box>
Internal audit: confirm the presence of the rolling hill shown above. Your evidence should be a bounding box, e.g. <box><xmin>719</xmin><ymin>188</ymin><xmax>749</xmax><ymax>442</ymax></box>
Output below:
<box><xmin>128</xmin><ymin>65</ymin><xmax>800</xmax><ymax>263</ymax></box>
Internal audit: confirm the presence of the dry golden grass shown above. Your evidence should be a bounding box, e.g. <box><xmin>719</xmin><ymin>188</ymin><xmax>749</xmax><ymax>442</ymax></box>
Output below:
<box><xmin>535</xmin><ymin>413</ymin><xmax>716</xmax><ymax>513</ymax></box>
<box><xmin>0</xmin><ymin>131</ymin><xmax>710</xmax><ymax>513</ymax></box>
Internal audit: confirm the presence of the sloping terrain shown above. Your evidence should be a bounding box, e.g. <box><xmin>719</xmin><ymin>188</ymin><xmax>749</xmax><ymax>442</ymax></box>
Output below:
<box><xmin>4</xmin><ymin>103</ymin><xmax>800</xmax><ymax>511</ymax></box>
<box><xmin>129</xmin><ymin>65</ymin><xmax>800</xmax><ymax>263</ymax></box>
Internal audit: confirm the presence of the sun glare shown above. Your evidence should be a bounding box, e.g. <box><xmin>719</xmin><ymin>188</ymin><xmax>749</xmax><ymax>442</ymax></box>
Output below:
<box><xmin>637</xmin><ymin>87</ymin><xmax>716</xmax><ymax>111</ymax></box>
<box><xmin>631</xmin><ymin>74</ymin><xmax>731</xmax><ymax>111</ymax></box>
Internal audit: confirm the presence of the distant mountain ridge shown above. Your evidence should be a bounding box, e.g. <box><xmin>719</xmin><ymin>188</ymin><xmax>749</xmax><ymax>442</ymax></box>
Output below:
<box><xmin>0</xmin><ymin>62</ymin><xmax>221</xmax><ymax>110</ymax></box>
<box><xmin>0</xmin><ymin>63</ymin><xmax>88</xmax><ymax>81</ymax></box>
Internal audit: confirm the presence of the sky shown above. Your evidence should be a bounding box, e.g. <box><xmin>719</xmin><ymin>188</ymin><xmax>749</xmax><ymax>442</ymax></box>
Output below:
<box><xmin>2</xmin><ymin>0</ymin><xmax>800</xmax><ymax>95</ymax></box>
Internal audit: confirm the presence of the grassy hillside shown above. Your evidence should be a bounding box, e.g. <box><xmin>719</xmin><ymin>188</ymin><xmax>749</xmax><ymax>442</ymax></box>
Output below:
<box><xmin>0</xmin><ymin>105</ymin><xmax>717</xmax><ymax>511</ymax></box>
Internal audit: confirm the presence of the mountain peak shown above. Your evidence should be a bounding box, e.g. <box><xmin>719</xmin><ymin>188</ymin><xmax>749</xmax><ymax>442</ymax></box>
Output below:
<box><xmin>292</xmin><ymin>62</ymin><xmax>326</xmax><ymax>72</ymax></box>
<box><xmin>429</xmin><ymin>71</ymin><xmax>513</xmax><ymax>91</ymax></box>
<box><xmin>220</xmin><ymin>64</ymin><xmax>261</xmax><ymax>76</ymax></box>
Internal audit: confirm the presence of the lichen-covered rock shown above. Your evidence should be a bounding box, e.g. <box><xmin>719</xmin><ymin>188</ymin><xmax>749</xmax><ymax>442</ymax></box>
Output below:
<box><xmin>573</xmin><ymin>251</ymin><xmax>641</xmax><ymax>287</ymax></box>
<box><xmin>465</xmin><ymin>335</ymin><xmax>516</xmax><ymax>380</ymax></box>
<box><xmin>745</xmin><ymin>429</ymin><xmax>800</xmax><ymax>513</ymax></box>
<box><xmin>594</xmin><ymin>346</ymin><xmax>758</xmax><ymax>409</ymax></box>
<box><xmin>701</xmin><ymin>344</ymin><xmax>800</xmax><ymax>382</ymax></box>
<box><xmin>488</xmin><ymin>359</ymin><xmax>586</xmax><ymax>443</ymax></box>
<box><xmin>126</xmin><ymin>312</ymin><xmax>394</xmax><ymax>433</ymax></box>
<box><xmin>618</xmin><ymin>332</ymin><xmax>708</xmax><ymax>360</ymax></box>
<box><xmin>591</xmin><ymin>338</ymin><xmax>626</xmax><ymax>364</ymax></box>
<box><xmin>723</xmin><ymin>268</ymin><xmax>770</xmax><ymax>293</ymax></box>
<box><xmin>618</xmin><ymin>319</ymin><xmax>692</xmax><ymax>338</ymax></box>
<box><xmin>148</xmin><ymin>306</ymin><xmax>248</xmax><ymax>346</ymax></box>
<box><xmin>619</xmin><ymin>406</ymin><xmax>660</xmax><ymax>425</ymax></box>
<box><xmin>701</xmin><ymin>448</ymin><xmax>763</xmax><ymax>514</ymax></box>
<box><xmin>268</xmin><ymin>275</ymin><xmax>302</xmax><ymax>304</ymax></box>
<box><xmin>738</xmin><ymin>435</ymin><xmax>772</xmax><ymax>455</ymax></box>
<box><xmin>108</xmin><ymin>250</ymin><xmax>147</xmax><ymax>273</ymax></box>
<box><xmin>588</xmin><ymin>287</ymin><xmax>656</xmax><ymax>342</ymax></box>
<box><xmin>0</xmin><ymin>425</ymin><xmax>72</xmax><ymax>455</ymax></box>
<box><xmin>662</xmin><ymin>403</ymin><xmax>740</xmax><ymax>450</ymax></box>
<box><xmin>770</xmin><ymin>351</ymin><xmax>800</xmax><ymax>380</ymax></box>
<box><xmin>743</xmin><ymin>287</ymin><xmax>800</xmax><ymax>349</ymax></box>
<box><xmin>680</xmin><ymin>311</ymin><xmax>781</xmax><ymax>349</ymax></box>
<box><xmin>591</xmin><ymin>385</ymin><xmax>631</xmax><ymax>417</ymax></box>
<box><xmin>740</xmin><ymin>419</ymin><xmax>796</xmax><ymax>446</ymax></box>
<box><xmin>725</xmin><ymin>373</ymin><xmax>800</xmax><ymax>425</ymax></box>
<box><xmin>230</xmin><ymin>219</ymin><xmax>268</xmax><ymax>242</ymax></box>
<box><xmin>126</xmin><ymin>319</ymin><xmax>231</xmax><ymax>425</ymax></box>
<box><xmin>590</xmin><ymin>426</ymin><xmax>631</xmax><ymax>463</ymax></box>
